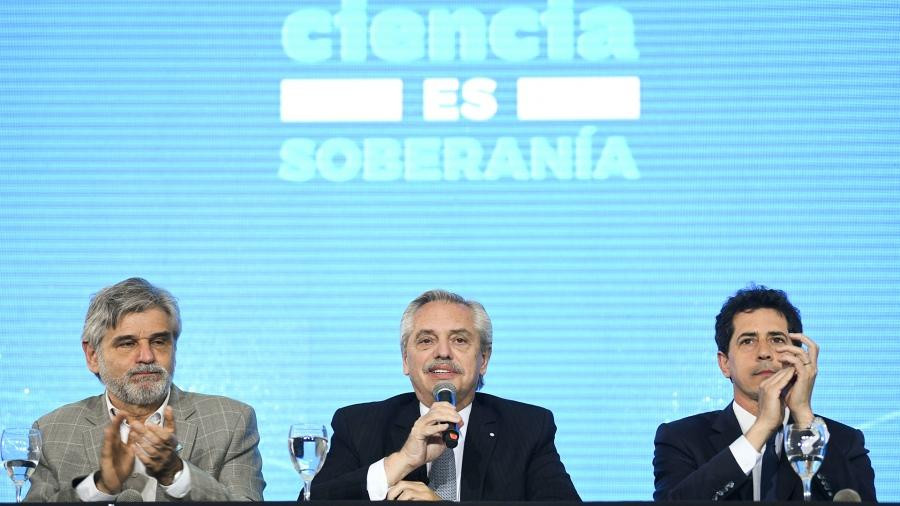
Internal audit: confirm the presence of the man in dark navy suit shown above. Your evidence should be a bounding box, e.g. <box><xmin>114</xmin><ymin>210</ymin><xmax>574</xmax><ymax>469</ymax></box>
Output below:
<box><xmin>310</xmin><ymin>289</ymin><xmax>579</xmax><ymax>501</ymax></box>
<box><xmin>653</xmin><ymin>286</ymin><xmax>876</xmax><ymax>501</ymax></box>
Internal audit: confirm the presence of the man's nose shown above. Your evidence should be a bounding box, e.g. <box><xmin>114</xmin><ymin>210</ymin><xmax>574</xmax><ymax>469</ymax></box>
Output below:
<box><xmin>757</xmin><ymin>339</ymin><xmax>774</xmax><ymax>360</ymax></box>
<box><xmin>136</xmin><ymin>340</ymin><xmax>156</xmax><ymax>363</ymax></box>
<box><xmin>435</xmin><ymin>337</ymin><xmax>452</xmax><ymax>358</ymax></box>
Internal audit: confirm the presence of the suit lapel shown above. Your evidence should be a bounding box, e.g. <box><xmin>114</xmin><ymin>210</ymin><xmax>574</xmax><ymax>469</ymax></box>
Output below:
<box><xmin>460</xmin><ymin>395</ymin><xmax>497</xmax><ymax>501</ymax></box>
<box><xmin>709</xmin><ymin>404</ymin><xmax>742</xmax><ymax>452</ymax></box>
<box><xmin>168</xmin><ymin>386</ymin><xmax>198</xmax><ymax>460</ymax></box>
<box><xmin>710</xmin><ymin>404</ymin><xmax>754</xmax><ymax>500</ymax></box>
<box><xmin>391</xmin><ymin>397</ymin><xmax>427</xmax><ymax>483</ymax></box>
<box><xmin>82</xmin><ymin>394</ymin><xmax>111</xmax><ymax>471</ymax></box>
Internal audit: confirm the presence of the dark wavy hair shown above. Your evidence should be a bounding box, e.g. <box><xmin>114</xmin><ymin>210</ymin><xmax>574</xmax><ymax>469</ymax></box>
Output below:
<box><xmin>714</xmin><ymin>284</ymin><xmax>802</xmax><ymax>354</ymax></box>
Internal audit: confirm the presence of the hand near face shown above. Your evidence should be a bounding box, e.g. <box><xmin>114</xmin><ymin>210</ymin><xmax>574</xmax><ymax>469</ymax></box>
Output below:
<box><xmin>758</xmin><ymin>367</ymin><xmax>794</xmax><ymax>427</ymax></box>
<box><xmin>96</xmin><ymin>412</ymin><xmax>134</xmax><ymax>494</ymax></box>
<box><xmin>130</xmin><ymin>406</ymin><xmax>183</xmax><ymax>485</ymax></box>
<box><xmin>775</xmin><ymin>333</ymin><xmax>818</xmax><ymax>426</ymax></box>
<box><xmin>384</xmin><ymin>402</ymin><xmax>462</xmax><ymax>486</ymax></box>
<box><xmin>742</xmin><ymin>366</ymin><xmax>793</xmax><ymax>450</ymax></box>
<box><xmin>386</xmin><ymin>480</ymin><xmax>442</xmax><ymax>501</ymax></box>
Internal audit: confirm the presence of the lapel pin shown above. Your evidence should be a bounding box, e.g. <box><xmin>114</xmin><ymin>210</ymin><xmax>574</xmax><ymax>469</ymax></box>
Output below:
<box><xmin>489</xmin><ymin>432</ymin><xmax>495</xmax><ymax>437</ymax></box>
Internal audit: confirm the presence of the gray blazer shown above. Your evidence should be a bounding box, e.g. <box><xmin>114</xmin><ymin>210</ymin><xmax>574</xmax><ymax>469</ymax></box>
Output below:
<box><xmin>24</xmin><ymin>385</ymin><xmax>265</xmax><ymax>502</ymax></box>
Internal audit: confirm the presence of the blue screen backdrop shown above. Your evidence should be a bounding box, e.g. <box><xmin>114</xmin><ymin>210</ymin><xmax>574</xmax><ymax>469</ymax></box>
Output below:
<box><xmin>1</xmin><ymin>0</ymin><xmax>898</xmax><ymax>501</ymax></box>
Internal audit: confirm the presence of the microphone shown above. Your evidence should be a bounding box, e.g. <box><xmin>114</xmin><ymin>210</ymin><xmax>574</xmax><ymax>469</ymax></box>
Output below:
<box><xmin>116</xmin><ymin>489</ymin><xmax>144</xmax><ymax>502</ymax></box>
<box><xmin>833</xmin><ymin>489</ymin><xmax>862</xmax><ymax>502</ymax></box>
<box><xmin>432</xmin><ymin>382</ymin><xmax>460</xmax><ymax>449</ymax></box>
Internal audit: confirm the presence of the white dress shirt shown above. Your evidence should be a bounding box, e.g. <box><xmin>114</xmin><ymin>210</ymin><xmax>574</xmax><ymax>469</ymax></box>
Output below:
<box><xmin>728</xmin><ymin>401</ymin><xmax>787</xmax><ymax>501</ymax></box>
<box><xmin>366</xmin><ymin>402</ymin><xmax>472</xmax><ymax>501</ymax></box>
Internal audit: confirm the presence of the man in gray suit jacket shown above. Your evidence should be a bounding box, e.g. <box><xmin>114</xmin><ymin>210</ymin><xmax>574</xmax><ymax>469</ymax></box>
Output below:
<box><xmin>24</xmin><ymin>277</ymin><xmax>265</xmax><ymax>502</ymax></box>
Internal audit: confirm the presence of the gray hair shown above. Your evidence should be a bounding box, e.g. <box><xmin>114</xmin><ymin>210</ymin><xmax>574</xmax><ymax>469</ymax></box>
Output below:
<box><xmin>400</xmin><ymin>289</ymin><xmax>492</xmax><ymax>390</ymax></box>
<box><xmin>82</xmin><ymin>277</ymin><xmax>181</xmax><ymax>351</ymax></box>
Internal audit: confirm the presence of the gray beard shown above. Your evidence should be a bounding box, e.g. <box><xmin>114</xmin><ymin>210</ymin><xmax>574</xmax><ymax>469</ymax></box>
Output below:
<box><xmin>99</xmin><ymin>360</ymin><xmax>172</xmax><ymax>406</ymax></box>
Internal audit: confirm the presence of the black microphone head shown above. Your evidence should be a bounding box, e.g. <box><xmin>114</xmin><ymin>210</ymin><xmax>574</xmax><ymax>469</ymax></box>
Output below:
<box><xmin>833</xmin><ymin>489</ymin><xmax>862</xmax><ymax>502</ymax></box>
<box><xmin>432</xmin><ymin>382</ymin><xmax>457</xmax><ymax>405</ymax></box>
<box><xmin>117</xmin><ymin>489</ymin><xmax>144</xmax><ymax>502</ymax></box>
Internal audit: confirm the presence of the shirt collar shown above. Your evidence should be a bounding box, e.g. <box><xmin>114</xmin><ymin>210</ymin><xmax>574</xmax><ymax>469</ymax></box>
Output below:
<box><xmin>419</xmin><ymin>399</ymin><xmax>473</xmax><ymax>428</ymax></box>
<box><xmin>105</xmin><ymin>389</ymin><xmax>172</xmax><ymax>426</ymax></box>
<box><xmin>732</xmin><ymin>400</ymin><xmax>789</xmax><ymax>434</ymax></box>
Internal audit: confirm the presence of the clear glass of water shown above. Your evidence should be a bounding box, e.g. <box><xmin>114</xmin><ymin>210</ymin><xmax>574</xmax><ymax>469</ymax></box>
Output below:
<box><xmin>784</xmin><ymin>417</ymin><xmax>829</xmax><ymax>502</ymax></box>
<box><xmin>1</xmin><ymin>428</ymin><xmax>43</xmax><ymax>503</ymax></box>
<box><xmin>289</xmin><ymin>424</ymin><xmax>328</xmax><ymax>501</ymax></box>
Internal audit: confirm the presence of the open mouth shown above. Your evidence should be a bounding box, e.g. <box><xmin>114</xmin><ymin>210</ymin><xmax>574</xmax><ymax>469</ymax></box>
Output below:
<box><xmin>427</xmin><ymin>362</ymin><xmax>461</xmax><ymax>379</ymax></box>
<box><xmin>429</xmin><ymin>368</ymin><xmax>457</xmax><ymax>378</ymax></box>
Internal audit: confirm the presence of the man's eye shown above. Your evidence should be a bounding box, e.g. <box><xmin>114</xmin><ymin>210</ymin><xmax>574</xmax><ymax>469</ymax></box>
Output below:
<box><xmin>772</xmin><ymin>336</ymin><xmax>787</xmax><ymax>344</ymax></box>
<box><xmin>739</xmin><ymin>338</ymin><xmax>754</xmax><ymax>346</ymax></box>
<box><xmin>118</xmin><ymin>341</ymin><xmax>136</xmax><ymax>348</ymax></box>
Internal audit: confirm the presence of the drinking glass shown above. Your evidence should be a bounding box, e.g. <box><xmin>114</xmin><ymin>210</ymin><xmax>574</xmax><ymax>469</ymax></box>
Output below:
<box><xmin>1</xmin><ymin>428</ymin><xmax>43</xmax><ymax>503</ymax></box>
<box><xmin>289</xmin><ymin>424</ymin><xmax>328</xmax><ymax>501</ymax></box>
<box><xmin>784</xmin><ymin>417</ymin><xmax>829</xmax><ymax>502</ymax></box>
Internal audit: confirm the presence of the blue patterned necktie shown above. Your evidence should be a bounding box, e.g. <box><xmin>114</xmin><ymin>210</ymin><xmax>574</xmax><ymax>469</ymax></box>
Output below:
<box><xmin>429</xmin><ymin>448</ymin><xmax>457</xmax><ymax>501</ymax></box>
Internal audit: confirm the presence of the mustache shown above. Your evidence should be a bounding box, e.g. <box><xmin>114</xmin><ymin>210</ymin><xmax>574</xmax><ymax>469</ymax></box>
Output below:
<box><xmin>126</xmin><ymin>363</ymin><xmax>168</xmax><ymax>379</ymax></box>
<box><xmin>753</xmin><ymin>363</ymin><xmax>783</xmax><ymax>374</ymax></box>
<box><xmin>423</xmin><ymin>359</ymin><xmax>464</xmax><ymax>374</ymax></box>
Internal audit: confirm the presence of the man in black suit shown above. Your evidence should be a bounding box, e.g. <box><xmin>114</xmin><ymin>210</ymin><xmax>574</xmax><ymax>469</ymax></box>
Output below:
<box><xmin>653</xmin><ymin>286</ymin><xmax>876</xmax><ymax>501</ymax></box>
<box><xmin>310</xmin><ymin>289</ymin><xmax>580</xmax><ymax>501</ymax></box>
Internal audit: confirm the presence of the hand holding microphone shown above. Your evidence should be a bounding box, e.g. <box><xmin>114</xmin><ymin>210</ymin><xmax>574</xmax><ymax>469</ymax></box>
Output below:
<box><xmin>432</xmin><ymin>382</ymin><xmax>460</xmax><ymax>449</ymax></box>
<box><xmin>384</xmin><ymin>382</ymin><xmax>463</xmax><ymax>485</ymax></box>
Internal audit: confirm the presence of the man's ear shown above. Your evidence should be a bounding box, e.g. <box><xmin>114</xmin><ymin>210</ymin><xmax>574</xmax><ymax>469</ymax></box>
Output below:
<box><xmin>717</xmin><ymin>350</ymin><xmax>731</xmax><ymax>379</ymax></box>
<box><xmin>83</xmin><ymin>341</ymin><xmax>100</xmax><ymax>374</ymax></box>
<box><xmin>479</xmin><ymin>347</ymin><xmax>492</xmax><ymax>376</ymax></box>
<box><xmin>401</xmin><ymin>348</ymin><xmax>410</xmax><ymax>376</ymax></box>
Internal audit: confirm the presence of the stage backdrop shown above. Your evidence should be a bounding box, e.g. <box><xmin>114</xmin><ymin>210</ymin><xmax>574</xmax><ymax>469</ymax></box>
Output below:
<box><xmin>1</xmin><ymin>0</ymin><xmax>898</xmax><ymax>501</ymax></box>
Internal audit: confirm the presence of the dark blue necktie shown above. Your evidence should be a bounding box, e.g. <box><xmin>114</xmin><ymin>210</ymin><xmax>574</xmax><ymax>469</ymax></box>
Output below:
<box><xmin>760</xmin><ymin>430</ymin><xmax>780</xmax><ymax>501</ymax></box>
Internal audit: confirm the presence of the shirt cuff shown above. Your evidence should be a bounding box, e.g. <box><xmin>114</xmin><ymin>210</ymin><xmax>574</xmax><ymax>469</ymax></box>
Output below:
<box><xmin>366</xmin><ymin>458</ymin><xmax>390</xmax><ymax>500</ymax></box>
<box><xmin>75</xmin><ymin>472</ymin><xmax>117</xmax><ymax>502</ymax></box>
<box><xmin>729</xmin><ymin>435</ymin><xmax>763</xmax><ymax>475</ymax></box>
<box><xmin>160</xmin><ymin>459</ymin><xmax>192</xmax><ymax>498</ymax></box>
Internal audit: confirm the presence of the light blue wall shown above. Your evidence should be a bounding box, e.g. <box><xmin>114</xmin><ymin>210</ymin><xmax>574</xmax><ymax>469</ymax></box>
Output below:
<box><xmin>1</xmin><ymin>0</ymin><xmax>898</xmax><ymax>500</ymax></box>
